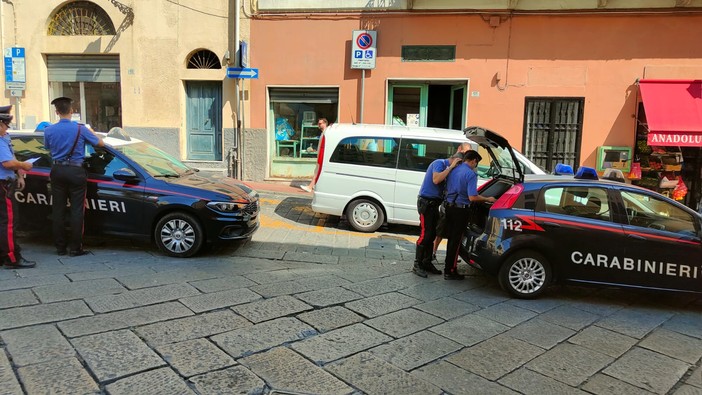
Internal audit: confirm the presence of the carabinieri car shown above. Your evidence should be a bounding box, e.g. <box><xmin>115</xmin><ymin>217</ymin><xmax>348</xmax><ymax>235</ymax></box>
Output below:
<box><xmin>460</xmin><ymin>127</ymin><xmax>702</xmax><ymax>298</ymax></box>
<box><xmin>11</xmin><ymin>128</ymin><xmax>259</xmax><ymax>258</ymax></box>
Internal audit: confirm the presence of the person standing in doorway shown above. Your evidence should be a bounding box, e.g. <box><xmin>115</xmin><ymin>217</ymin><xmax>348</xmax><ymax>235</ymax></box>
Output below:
<box><xmin>412</xmin><ymin>149</ymin><xmax>466</xmax><ymax>277</ymax></box>
<box><xmin>44</xmin><ymin>97</ymin><xmax>105</xmax><ymax>257</ymax></box>
<box><xmin>300</xmin><ymin>117</ymin><xmax>329</xmax><ymax>192</ymax></box>
<box><xmin>0</xmin><ymin>105</ymin><xmax>36</xmax><ymax>269</ymax></box>
<box><xmin>443</xmin><ymin>150</ymin><xmax>495</xmax><ymax>280</ymax></box>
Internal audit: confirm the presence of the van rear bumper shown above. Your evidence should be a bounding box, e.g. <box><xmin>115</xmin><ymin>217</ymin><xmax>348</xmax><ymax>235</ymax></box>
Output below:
<box><xmin>311</xmin><ymin>192</ymin><xmax>345</xmax><ymax>216</ymax></box>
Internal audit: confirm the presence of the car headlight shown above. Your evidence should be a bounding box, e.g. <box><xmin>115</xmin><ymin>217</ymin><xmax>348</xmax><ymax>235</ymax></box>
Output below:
<box><xmin>207</xmin><ymin>201</ymin><xmax>243</xmax><ymax>213</ymax></box>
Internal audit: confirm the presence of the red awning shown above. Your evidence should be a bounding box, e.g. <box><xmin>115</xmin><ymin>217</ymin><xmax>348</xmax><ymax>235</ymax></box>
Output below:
<box><xmin>639</xmin><ymin>79</ymin><xmax>702</xmax><ymax>147</ymax></box>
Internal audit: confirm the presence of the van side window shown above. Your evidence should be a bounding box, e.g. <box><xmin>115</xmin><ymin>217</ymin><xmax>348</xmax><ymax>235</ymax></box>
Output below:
<box><xmin>398</xmin><ymin>138</ymin><xmax>463</xmax><ymax>172</ymax></box>
<box><xmin>330</xmin><ymin>137</ymin><xmax>398</xmax><ymax>168</ymax></box>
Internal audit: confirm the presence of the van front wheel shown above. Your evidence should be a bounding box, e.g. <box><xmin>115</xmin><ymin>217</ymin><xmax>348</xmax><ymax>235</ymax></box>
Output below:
<box><xmin>346</xmin><ymin>199</ymin><xmax>384</xmax><ymax>232</ymax></box>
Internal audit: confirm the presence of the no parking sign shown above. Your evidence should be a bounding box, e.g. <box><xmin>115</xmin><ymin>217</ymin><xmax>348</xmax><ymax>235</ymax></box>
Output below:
<box><xmin>351</xmin><ymin>30</ymin><xmax>377</xmax><ymax>69</ymax></box>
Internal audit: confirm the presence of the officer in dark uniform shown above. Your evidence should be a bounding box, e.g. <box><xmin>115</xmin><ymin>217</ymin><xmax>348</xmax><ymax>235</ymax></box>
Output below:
<box><xmin>0</xmin><ymin>105</ymin><xmax>35</xmax><ymax>268</ymax></box>
<box><xmin>413</xmin><ymin>151</ymin><xmax>464</xmax><ymax>277</ymax></box>
<box><xmin>443</xmin><ymin>150</ymin><xmax>495</xmax><ymax>280</ymax></box>
<box><xmin>44</xmin><ymin>97</ymin><xmax>104</xmax><ymax>256</ymax></box>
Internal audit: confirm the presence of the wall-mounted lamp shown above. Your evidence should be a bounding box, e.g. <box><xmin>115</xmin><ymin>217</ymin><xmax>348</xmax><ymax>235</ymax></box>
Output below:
<box><xmin>223</xmin><ymin>50</ymin><xmax>231</xmax><ymax>65</ymax></box>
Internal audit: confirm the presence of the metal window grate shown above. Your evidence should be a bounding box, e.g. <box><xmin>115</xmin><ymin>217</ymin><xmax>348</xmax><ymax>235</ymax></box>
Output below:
<box><xmin>523</xmin><ymin>98</ymin><xmax>584</xmax><ymax>172</ymax></box>
<box><xmin>48</xmin><ymin>1</ymin><xmax>116</xmax><ymax>36</ymax></box>
<box><xmin>187</xmin><ymin>50</ymin><xmax>222</xmax><ymax>69</ymax></box>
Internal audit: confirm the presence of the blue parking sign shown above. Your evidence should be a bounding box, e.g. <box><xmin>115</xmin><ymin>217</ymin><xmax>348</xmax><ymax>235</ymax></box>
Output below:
<box><xmin>354</xmin><ymin>50</ymin><xmax>363</xmax><ymax>59</ymax></box>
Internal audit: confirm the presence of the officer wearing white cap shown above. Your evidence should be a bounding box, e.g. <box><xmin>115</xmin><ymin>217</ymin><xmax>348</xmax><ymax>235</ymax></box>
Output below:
<box><xmin>0</xmin><ymin>104</ymin><xmax>36</xmax><ymax>268</ymax></box>
<box><xmin>44</xmin><ymin>97</ymin><xmax>104</xmax><ymax>256</ymax></box>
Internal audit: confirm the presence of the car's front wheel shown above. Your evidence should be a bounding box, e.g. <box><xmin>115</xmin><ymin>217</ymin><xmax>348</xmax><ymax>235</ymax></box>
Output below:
<box><xmin>155</xmin><ymin>212</ymin><xmax>204</xmax><ymax>258</ymax></box>
<box><xmin>345</xmin><ymin>198</ymin><xmax>384</xmax><ymax>232</ymax></box>
<box><xmin>498</xmin><ymin>250</ymin><xmax>551</xmax><ymax>299</ymax></box>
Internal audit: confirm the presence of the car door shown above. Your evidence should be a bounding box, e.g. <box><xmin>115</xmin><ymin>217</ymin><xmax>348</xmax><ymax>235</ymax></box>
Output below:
<box><xmin>535</xmin><ymin>184</ymin><xmax>628</xmax><ymax>284</ymax></box>
<box><xmin>617</xmin><ymin>188</ymin><xmax>702</xmax><ymax>292</ymax></box>
<box><xmin>11</xmin><ymin>135</ymin><xmax>53</xmax><ymax>230</ymax></box>
<box><xmin>83</xmin><ymin>146</ymin><xmax>146</xmax><ymax>236</ymax></box>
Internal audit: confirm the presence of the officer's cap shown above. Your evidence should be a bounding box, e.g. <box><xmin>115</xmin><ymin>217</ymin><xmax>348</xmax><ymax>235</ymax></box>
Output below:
<box><xmin>50</xmin><ymin>97</ymin><xmax>73</xmax><ymax>106</ymax></box>
<box><xmin>0</xmin><ymin>105</ymin><xmax>13</xmax><ymax>124</ymax></box>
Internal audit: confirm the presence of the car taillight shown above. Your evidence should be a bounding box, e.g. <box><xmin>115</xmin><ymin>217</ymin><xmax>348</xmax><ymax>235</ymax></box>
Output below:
<box><xmin>491</xmin><ymin>184</ymin><xmax>524</xmax><ymax>210</ymax></box>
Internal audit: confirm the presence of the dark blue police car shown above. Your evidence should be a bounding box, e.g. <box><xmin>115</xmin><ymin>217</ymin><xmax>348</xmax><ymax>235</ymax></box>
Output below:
<box><xmin>11</xmin><ymin>129</ymin><xmax>259</xmax><ymax>257</ymax></box>
<box><xmin>460</xmin><ymin>127</ymin><xmax>702</xmax><ymax>298</ymax></box>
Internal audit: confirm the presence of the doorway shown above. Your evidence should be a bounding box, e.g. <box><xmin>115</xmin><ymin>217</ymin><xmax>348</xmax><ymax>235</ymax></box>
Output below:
<box><xmin>387</xmin><ymin>81</ymin><xmax>467</xmax><ymax>130</ymax></box>
<box><xmin>186</xmin><ymin>81</ymin><xmax>222</xmax><ymax>161</ymax></box>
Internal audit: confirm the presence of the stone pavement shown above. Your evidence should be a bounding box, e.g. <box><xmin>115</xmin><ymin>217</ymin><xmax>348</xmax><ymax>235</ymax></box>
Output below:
<box><xmin>0</xmin><ymin>188</ymin><xmax>701</xmax><ymax>395</ymax></box>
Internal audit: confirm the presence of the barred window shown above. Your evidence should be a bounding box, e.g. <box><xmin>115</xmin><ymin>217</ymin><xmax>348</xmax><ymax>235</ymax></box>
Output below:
<box><xmin>48</xmin><ymin>1</ymin><xmax>116</xmax><ymax>36</ymax></box>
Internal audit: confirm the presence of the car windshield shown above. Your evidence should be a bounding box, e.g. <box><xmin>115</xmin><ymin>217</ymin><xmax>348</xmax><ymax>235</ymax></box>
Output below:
<box><xmin>113</xmin><ymin>142</ymin><xmax>192</xmax><ymax>177</ymax></box>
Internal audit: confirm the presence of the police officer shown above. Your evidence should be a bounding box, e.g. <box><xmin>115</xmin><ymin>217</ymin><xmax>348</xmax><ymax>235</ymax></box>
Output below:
<box><xmin>413</xmin><ymin>149</ymin><xmax>467</xmax><ymax>277</ymax></box>
<box><xmin>443</xmin><ymin>150</ymin><xmax>495</xmax><ymax>280</ymax></box>
<box><xmin>44</xmin><ymin>97</ymin><xmax>104</xmax><ymax>256</ymax></box>
<box><xmin>0</xmin><ymin>105</ymin><xmax>35</xmax><ymax>268</ymax></box>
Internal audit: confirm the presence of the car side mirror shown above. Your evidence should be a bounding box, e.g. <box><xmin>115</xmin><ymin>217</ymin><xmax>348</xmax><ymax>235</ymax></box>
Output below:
<box><xmin>113</xmin><ymin>168</ymin><xmax>138</xmax><ymax>182</ymax></box>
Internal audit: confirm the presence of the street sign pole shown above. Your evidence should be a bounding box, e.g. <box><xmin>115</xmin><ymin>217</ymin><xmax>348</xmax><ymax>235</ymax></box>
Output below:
<box><xmin>350</xmin><ymin>31</ymin><xmax>376</xmax><ymax>125</ymax></box>
<box><xmin>361</xmin><ymin>70</ymin><xmax>365</xmax><ymax>124</ymax></box>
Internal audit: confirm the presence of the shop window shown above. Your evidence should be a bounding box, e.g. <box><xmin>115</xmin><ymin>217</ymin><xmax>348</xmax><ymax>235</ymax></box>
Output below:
<box><xmin>269</xmin><ymin>87</ymin><xmax>338</xmax><ymax>160</ymax></box>
<box><xmin>49</xmin><ymin>81</ymin><xmax>122</xmax><ymax>133</ymax></box>
<box><xmin>187</xmin><ymin>50</ymin><xmax>222</xmax><ymax>69</ymax></box>
<box><xmin>330</xmin><ymin>137</ymin><xmax>398</xmax><ymax>168</ymax></box>
<box><xmin>48</xmin><ymin>1</ymin><xmax>116</xmax><ymax>35</ymax></box>
<box><xmin>523</xmin><ymin>98</ymin><xmax>584</xmax><ymax>172</ymax></box>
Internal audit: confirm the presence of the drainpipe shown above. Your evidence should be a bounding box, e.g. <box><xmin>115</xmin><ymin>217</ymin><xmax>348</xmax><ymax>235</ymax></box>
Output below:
<box><xmin>234</xmin><ymin>0</ymin><xmax>242</xmax><ymax>180</ymax></box>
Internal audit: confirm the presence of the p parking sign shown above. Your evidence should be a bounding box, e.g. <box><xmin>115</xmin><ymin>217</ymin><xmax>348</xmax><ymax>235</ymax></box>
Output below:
<box><xmin>351</xmin><ymin>30</ymin><xmax>377</xmax><ymax>70</ymax></box>
<box><xmin>4</xmin><ymin>47</ymin><xmax>26</xmax><ymax>86</ymax></box>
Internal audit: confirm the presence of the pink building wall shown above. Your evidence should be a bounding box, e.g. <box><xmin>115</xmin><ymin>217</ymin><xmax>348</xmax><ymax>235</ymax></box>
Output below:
<box><xmin>250</xmin><ymin>13</ymin><xmax>702</xmax><ymax>168</ymax></box>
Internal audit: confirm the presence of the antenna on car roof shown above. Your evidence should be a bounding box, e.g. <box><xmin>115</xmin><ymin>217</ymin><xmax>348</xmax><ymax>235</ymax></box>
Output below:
<box><xmin>347</xmin><ymin>104</ymin><xmax>356</xmax><ymax>125</ymax></box>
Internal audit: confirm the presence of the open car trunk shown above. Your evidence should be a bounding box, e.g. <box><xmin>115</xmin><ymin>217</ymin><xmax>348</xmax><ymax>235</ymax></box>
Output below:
<box><xmin>462</xmin><ymin>126</ymin><xmax>524</xmax><ymax>236</ymax></box>
<box><xmin>466</xmin><ymin>178</ymin><xmax>516</xmax><ymax>234</ymax></box>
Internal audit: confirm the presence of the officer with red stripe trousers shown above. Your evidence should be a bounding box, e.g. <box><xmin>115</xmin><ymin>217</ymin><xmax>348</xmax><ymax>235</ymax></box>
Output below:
<box><xmin>413</xmin><ymin>150</ymin><xmax>466</xmax><ymax>277</ymax></box>
<box><xmin>0</xmin><ymin>105</ymin><xmax>35</xmax><ymax>268</ymax></box>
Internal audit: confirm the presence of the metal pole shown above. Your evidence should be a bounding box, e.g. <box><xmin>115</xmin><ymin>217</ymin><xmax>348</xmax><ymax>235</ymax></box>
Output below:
<box><xmin>360</xmin><ymin>69</ymin><xmax>365</xmax><ymax>124</ymax></box>
<box><xmin>15</xmin><ymin>97</ymin><xmax>20</xmax><ymax>129</ymax></box>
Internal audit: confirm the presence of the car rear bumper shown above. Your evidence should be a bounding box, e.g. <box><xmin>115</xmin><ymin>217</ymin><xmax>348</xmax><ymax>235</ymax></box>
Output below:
<box><xmin>311</xmin><ymin>192</ymin><xmax>344</xmax><ymax>216</ymax></box>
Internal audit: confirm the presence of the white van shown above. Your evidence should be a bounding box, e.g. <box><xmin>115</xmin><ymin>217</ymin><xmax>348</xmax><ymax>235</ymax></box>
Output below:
<box><xmin>311</xmin><ymin>123</ymin><xmax>545</xmax><ymax>232</ymax></box>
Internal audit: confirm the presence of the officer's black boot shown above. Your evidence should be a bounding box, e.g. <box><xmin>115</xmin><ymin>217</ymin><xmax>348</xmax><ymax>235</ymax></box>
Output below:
<box><xmin>421</xmin><ymin>246</ymin><xmax>442</xmax><ymax>275</ymax></box>
<box><xmin>412</xmin><ymin>245</ymin><xmax>428</xmax><ymax>278</ymax></box>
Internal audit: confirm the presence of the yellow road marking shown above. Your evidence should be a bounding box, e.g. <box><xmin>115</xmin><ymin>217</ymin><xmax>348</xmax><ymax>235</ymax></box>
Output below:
<box><xmin>258</xmin><ymin>197</ymin><xmax>416</xmax><ymax>242</ymax></box>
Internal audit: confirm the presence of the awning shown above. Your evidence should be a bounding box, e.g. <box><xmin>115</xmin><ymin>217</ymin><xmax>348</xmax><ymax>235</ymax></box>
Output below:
<box><xmin>639</xmin><ymin>79</ymin><xmax>702</xmax><ymax>147</ymax></box>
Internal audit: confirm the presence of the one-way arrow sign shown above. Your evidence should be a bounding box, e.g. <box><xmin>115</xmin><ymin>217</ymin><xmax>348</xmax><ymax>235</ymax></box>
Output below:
<box><xmin>226</xmin><ymin>67</ymin><xmax>259</xmax><ymax>79</ymax></box>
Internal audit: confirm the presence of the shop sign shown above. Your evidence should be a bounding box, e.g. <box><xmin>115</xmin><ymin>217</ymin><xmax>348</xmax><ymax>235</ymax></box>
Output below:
<box><xmin>648</xmin><ymin>132</ymin><xmax>702</xmax><ymax>147</ymax></box>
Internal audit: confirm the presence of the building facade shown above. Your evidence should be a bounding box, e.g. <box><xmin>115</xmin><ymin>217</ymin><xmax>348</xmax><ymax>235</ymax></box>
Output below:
<box><xmin>246</xmin><ymin>0</ymin><xmax>702</xmax><ymax>209</ymax></box>
<box><xmin>3</xmin><ymin>1</ymin><xmax>702</xmax><ymax>209</ymax></box>
<box><xmin>2</xmin><ymin>0</ymin><xmax>248</xmax><ymax>175</ymax></box>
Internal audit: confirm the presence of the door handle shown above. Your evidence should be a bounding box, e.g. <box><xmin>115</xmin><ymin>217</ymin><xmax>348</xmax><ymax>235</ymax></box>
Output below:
<box><xmin>627</xmin><ymin>234</ymin><xmax>646</xmax><ymax>240</ymax></box>
<box><xmin>543</xmin><ymin>222</ymin><xmax>561</xmax><ymax>227</ymax></box>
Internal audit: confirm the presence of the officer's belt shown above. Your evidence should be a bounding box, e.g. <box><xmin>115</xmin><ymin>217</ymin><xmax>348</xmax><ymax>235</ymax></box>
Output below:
<box><xmin>53</xmin><ymin>160</ymin><xmax>83</xmax><ymax>167</ymax></box>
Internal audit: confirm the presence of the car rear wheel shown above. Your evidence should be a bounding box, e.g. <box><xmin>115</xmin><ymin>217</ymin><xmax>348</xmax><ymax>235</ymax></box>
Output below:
<box><xmin>346</xmin><ymin>198</ymin><xmax>384</xmax><ymax>232</ymax></box>
<box><xmin>155</xmin><ymin>212</ymin><xmax>204</xmax><ymax>258</ymax></box>
<box><xmin>498</xmin><ymin>250</ymin><xmax>551</xmax><ymax>299</ymax></box>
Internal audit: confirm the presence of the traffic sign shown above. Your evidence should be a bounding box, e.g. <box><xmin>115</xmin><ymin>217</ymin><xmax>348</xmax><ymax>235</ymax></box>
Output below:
<box><xmin>226</xmin><ymin>67</ymin><xmax>258</xmax><ymax>79</ymax></box>
<box><xmin>4</xmin><ymin>47</ymin><xmax>26</xmax><ymax>83</ymax></box>
<box><xmin>10</xmin><ymin>90</ymin><xmax>22</xmax><ymax>97</ymax></box>
<box><xmin>351</xmin><ymin>30</ymin><xmax>377</xmax><ymax>70</ymax></box>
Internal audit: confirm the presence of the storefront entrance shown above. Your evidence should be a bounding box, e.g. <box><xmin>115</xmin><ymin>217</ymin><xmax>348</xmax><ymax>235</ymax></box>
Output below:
<box><xmin>47</xmin><ymin>55</ymin><xmax>121</xmax><ymax>132</ymax></box>
<box><xmin>634</xmin><ymin>80</ymin><xmax>702</xmax><ymax>212</ymax></box>
<box><xmin>386</xmin><ymin>81</ymin><xmax>467</xmax><ymax>130</ymax></box>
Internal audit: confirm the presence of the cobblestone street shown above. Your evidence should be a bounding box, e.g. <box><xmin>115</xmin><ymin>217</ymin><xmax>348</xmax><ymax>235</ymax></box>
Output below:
<box><xmin>0</xmin><ymin>191</ymin><xmax>701</xmax><ymax>394</ymax></box>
